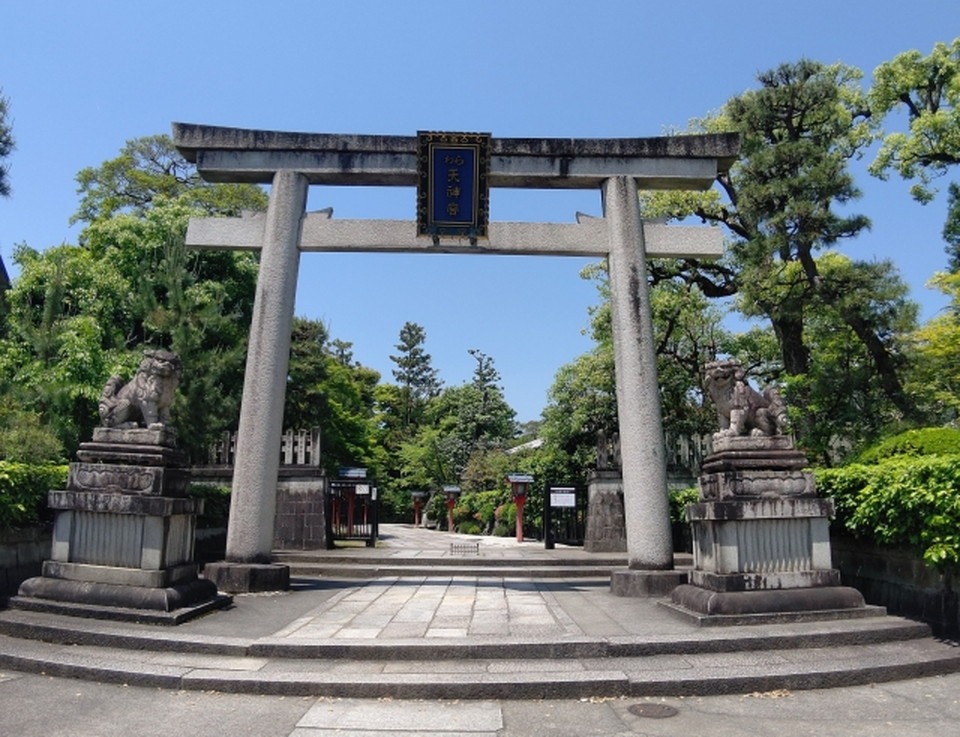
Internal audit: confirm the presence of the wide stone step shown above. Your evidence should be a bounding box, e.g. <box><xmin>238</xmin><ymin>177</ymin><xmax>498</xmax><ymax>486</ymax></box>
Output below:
<box><xmin>0</xmin><ymin>607</ymin><xmax>930</xmax><ymax>660</ymax></box>
<box><xmin>0</xmin><ymin>630</ymin><xmax>957</xmax><ymax>699</ymax></box>
<box><xmin>269</xmin><ymin>549</ymin><xmax>682</xmax><ymax>579</ymax></box>
<box><xmin>272</xmin><ymin>550</ymin><xmax>643</xmax><ymax>565</ymax></box>
<box><xmin>280</xmin><ymin>562</ymin><xmax>625</xmax><ymax>579</ymax></box>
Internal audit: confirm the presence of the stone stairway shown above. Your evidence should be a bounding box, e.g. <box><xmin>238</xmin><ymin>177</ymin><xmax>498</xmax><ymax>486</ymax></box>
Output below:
<box><xmin>1</xmin><ymin>525</ymin><xmax>958</xmax><ymax>699</ymax></box>
<box><xmin>271</xmin><ymin>549</ymin><xmax>640</xmax><ymax>579</ymax></box>
<box><xmin>0</xmin><ymin>606</ymin><xmax>956</xmax><ymax>699</ymax></box>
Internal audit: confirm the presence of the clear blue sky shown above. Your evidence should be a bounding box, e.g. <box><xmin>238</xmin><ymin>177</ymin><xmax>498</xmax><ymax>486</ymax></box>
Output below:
<box><xmin>2</xmin><ymin>1</ymin><xmax>957</xmax><ymax>422</ymax></box>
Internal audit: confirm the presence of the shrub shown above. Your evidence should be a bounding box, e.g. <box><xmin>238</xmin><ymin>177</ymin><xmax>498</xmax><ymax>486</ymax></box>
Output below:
<box><xmin>851</xmin><ymin>427</ymin><xmax>960</xmax><ymax>465</ymax></box>
<box><xmin>0</xmin><ymin>462</ymin><xmax>68</xmax><ymax>530</ymax></box>
<box><xmin>451</xmin><ymin>489</ymin><xmax>506</xmax><ymax>533</ymax></box>
<box><xmin>818</xmin><ymin>455</ymin><xmax>960</xmax><ymax>571</ymax></box>
<box><xmin>457</xmin><ymin>520</ymin><xmax>483</xmax><ymax>535</ymax></box>
<box><xmin>188</xmin><ymin>483</ymin><xmax>231</xmax><ymax>527</ymax></box>
<box><xmin>491</xmin><ymin>501</ymin><xmax>517</xmax><ymax>537</ymax></box>
<box><xmin>669</xmin><ymin>487</ymin><xmax>700</xmax><ymax>524</ymax></box>
<box><xmin>379</xmin><ymin>489</ymin><xmax>412</xmax><ymax>523</ymax></box>
<box><xmin>0</xmin><ymin>409</ymin><xmax>66</xmax><ymax>464</ymax></box>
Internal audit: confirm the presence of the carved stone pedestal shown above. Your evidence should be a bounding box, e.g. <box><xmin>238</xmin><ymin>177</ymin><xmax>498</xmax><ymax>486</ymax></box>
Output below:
<box><xmin>13</xmin><ymin>428</ymin><xmax>230</xmax><ymax>624</ymax></box>
<box><xmin>584</xmin><ymin>470</ymin><xmax>627</xmax><ymax>553</ymax></box>
<box><xmin>667</xmin><ymin>435</ymin><xmax>870</xmax><ymax>624</ymax></box>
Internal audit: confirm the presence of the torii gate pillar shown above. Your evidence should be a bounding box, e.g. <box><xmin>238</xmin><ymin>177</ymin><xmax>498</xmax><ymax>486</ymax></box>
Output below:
<box><xmin>605</xmin><ymin>176</ymin><xmax>686</xmax><ymax>595</ymax></box>
<box><xmin>202</xmin><ymin>170</ymin><xmax>307</xmax><ymax>593</ymax></box>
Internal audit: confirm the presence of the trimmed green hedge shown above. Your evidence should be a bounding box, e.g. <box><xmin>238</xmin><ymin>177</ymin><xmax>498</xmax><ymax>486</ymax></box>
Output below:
<box><xmin>850</xmin><ymin>427</ymin><xmax>960</xmax><ymax>465</ymax></box>
<box><xmin>818</xmin><ymin>454</ymin><xmax>960</xmax><ymax>571</ymax></box>
<box><xmin>0</xmin><ymin>462</ymin><xmax>68</xmax><ymax>530</ymax></box>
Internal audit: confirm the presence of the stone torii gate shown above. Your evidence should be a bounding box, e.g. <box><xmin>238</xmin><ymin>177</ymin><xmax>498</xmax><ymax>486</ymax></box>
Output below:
<box><xmin>172</xmin><ymin>123</ymin><xmax>739</xmax><ymax>594</ymax></box>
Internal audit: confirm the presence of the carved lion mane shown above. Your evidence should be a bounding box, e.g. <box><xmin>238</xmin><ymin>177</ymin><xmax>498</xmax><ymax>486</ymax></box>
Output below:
<box><xmin>703</xmin><ymin>359</ymin><xmax>789</xmax><ymax>438</ymax></box>
<box><xmin>98</xmin><ymin>350</ymin><xmax>182</xmax><ymax>429</ymax></box>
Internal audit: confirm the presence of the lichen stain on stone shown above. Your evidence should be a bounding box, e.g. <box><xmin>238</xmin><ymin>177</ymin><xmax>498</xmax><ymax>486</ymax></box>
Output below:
<box><xmin>627</xmin><ymin>263</ymin><xmax>645</xmax><ymax>339</ymax></box>
<box><xmin>337</xmin><ymin>152</ymin><xmax>357</xmax><ymax>171</ymax></box>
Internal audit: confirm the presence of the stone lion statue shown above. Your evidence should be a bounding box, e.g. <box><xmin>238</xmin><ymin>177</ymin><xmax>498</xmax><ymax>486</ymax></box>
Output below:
<box><xmin>703</xmin><ymin>359</ymin><xmax>789</xmax><ymax>437</ymax></box>
<box><xmin>98</xmin><ymin>350</ymin><xmax>182</xmax><ymax>429</ymax></box>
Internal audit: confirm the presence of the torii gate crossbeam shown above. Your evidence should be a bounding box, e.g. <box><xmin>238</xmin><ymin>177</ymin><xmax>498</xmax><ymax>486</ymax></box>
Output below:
<box><xmin>174</xmin><ymin>123</ymin><xmax>739</xmax><ymax>594</ymax></box>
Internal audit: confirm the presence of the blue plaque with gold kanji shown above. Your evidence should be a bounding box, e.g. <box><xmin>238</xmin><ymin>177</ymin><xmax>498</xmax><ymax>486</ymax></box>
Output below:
<box><xmin>417</xmin><ymin>131</ymin><xmax>490</xmax><ymax>240</ymax></box>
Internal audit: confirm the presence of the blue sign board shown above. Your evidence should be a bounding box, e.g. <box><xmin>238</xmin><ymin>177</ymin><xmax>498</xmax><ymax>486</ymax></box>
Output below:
<box><xmin>417</xmin><ymin>131</ymin><xmax>490</xmax><ymax>240</ymax></box>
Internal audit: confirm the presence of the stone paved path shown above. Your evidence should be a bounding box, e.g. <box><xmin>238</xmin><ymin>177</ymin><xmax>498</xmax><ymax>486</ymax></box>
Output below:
<box><xmin>274</xmin><ymin>578</ymin><xmax>579</xmax><ymax>640</ymax></box>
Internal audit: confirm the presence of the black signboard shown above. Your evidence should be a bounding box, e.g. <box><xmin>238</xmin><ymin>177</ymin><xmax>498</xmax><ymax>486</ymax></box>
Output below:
<box><xmin>417</xmin><ymin>131</ymin><xmax>491</xmax><ymax>240</ymax></box>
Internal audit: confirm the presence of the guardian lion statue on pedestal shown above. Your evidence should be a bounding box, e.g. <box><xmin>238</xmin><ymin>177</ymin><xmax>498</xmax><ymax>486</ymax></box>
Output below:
<box><xmin>98</xmin><ymin>350</ymin><xmax>182</xmax><ymax>429</ymax></box>
<box><xmin>704</xmin><ymin>359</ymin><xmax>789</xmax><ymax>438</ymax></box>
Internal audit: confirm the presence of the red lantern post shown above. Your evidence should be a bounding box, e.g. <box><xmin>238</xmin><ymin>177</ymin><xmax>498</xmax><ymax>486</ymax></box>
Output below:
<box><xmin>411</xmin><ymin>491</ymin><xmax>428</xmax><ymax>527</ymax></box>
<box><xmin>443</xmin><ymin>485</ymin><xmax>461</xmax><ymax>532</ymax></box>
<box><xmin>506</xmin><ymin>474</ymin><xmax>533</xmax><ymax>543</ymax></box>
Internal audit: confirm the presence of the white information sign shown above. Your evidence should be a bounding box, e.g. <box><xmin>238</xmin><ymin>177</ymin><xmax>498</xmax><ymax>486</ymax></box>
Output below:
<box><xmin>550</xmin><ymin>487</ymin><xmax>577</xmax><ymax>508</ymax></box>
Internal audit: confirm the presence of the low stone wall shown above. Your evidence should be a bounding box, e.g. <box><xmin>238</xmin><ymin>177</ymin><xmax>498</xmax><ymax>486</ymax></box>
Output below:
<box><xmin>0</xmin><ymin>528</ymin><xmax>51</xmax><ymax>597</ymax></box>
<box><xmin>831</xmin><ymin>535</ymin><xmax>959</xmax><ymax>637</ymax></box>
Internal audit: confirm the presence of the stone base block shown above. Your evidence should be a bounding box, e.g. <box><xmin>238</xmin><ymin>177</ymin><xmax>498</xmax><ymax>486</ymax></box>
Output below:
<box><xmin>203</xmin><ymin>561</ymin><xmax>290</xmax><ymax>593</ymax></box>
<box><xmin>68</xmin><ymin>462</ymin><xmax>190</xmax><ymax>497</ymax></box>
<box><xmin>584</xmin><ymin>475</ymin><xmax>626</xmax><ymax>553</ymax></box>
<box><xmin>669</xmin><ymin>583</ymin><xmax>867</xmax><ymax>621</ymax></box>
<box><xmin>610</xmin><ymin>568</ymin><xmax>688</xmax><ymax>597</ymax></box>
<box><xmin>690</xmin><ymin>569</ymin><xmax>841</xmax><ymax>592</ymax></box>
<box><xmin>12</xmin><ymin>575</ymin><xmax>229</xmax><ymax>625</ymax></box>
<box><xmin>41</xmin><ymin>560</ymin><xmax>200</xmax><ymax>588</ymax></box>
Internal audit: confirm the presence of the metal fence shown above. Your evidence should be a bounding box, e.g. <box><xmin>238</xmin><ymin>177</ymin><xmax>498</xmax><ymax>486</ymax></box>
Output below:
<box><xmin>543</xmin><ymin>483</ymin><xmax>587</xmax><ymax>549</ymax></box>
<box><xmin>324</xmin><ymin>477</ymin><xmax>379</xmax><ymax>548</ymax></box>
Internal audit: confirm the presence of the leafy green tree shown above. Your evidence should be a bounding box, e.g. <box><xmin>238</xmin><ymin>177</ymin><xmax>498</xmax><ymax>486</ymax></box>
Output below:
<box><xmin>0</xmin><ymin>90</ymin><xmax>15</xmax><ymax>303</ymax></box>
<box><xmin>540</xmin><ymin>257</ymin><xmax>730</xmax><ymax>479</ymax></box>
<box><xmin>869</xmin><ymin>38</ymin><xmax>960</xmax><ymax>204</ymax></box>
<box><xmin>540</xmin><ymin>348</ymin><xmax>614</xmax><ymax>478</ymax></box>
<box><xmin>870</xmin><ymin>38</ymin><xmax>960</xmax><ymax>270</ymax></box>
<box><xmin>462</xmin><ymin>349</ymin><xmax>517</xmax><ymax>447</ymax></box>
<box><xmin>642</xmin><ymin>60</ymin><xmax>922</xmax><ymax>435</ymax></box>
<box><xmin>905</xmin><ymin>271</ymin><xmax>960</xmax><ymax>422</ymax></box>
<box><xmin>75</xmin><ymin>197</ymin><xmax>259</xmax><ymax>459</ymax></box>
<box><xmin>72</xmin><ymin>134</ymin><xmax>267</xmax><ymax>226</ymax></box>
<box><xmin>651</xmin><ymin>280</ymin><xmax>729</xmax><ymax>437</ymax></box>
<box><xmin>386</xmin><ymin>349</ymin><xmax>516</xmax><ymax>497</ymax></box>
<box><xmin>944</xmin><ymin>185</ymin><xmax>960</xmax><ymax>271</ymax></box>
<box><xmin>0</xmin><ymin>90</ymin><xmax>13</xmax><ymax>199</ymax></box>
<box><xmin>0</xmin><ymin>406</ymin><xmax>64</xmax><ymax>463</ymax></box>
<box><xmin>389</xmin><ymin>321</ymin><xmax>441</xmax><ymax>432</ymax></box>
<box><xmin>330</xmin><ymin>339</ymin><xmax>355</xmax><ymax>366</ymax></box>
<box><xmin>284</xmin><ymin>316</ymin><xmax>381</xmax><ymax>475</ymax></box>
<box><xmin>0</xmin><ymin>244</ymin><xmax>132</xmax><ymax>454</ymax></box>
<box><xmin>284</xmin><ymin>317</ymin><xmax>330</xmax><ymax>428</ymax></box>
<box><xmin>0</xmin><ymin>135</ymin><xmax>268</xmax><ymax>460</ymax></box>
<box><xmin>784</xmin><ymin>253</ymin><xmax>919</xmax><ymax>461</ymax></box>
<box><xmin>72</xmin><ymin>136</ymin><xmax>268</xmax><ymax>460</ymax></box>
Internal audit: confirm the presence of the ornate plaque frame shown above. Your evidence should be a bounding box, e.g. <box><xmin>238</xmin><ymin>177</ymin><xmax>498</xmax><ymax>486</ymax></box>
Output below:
<box><xmin>417</xmin><ymin>131</ymin><xmax>490</xmax><ymax>241</ymax></box>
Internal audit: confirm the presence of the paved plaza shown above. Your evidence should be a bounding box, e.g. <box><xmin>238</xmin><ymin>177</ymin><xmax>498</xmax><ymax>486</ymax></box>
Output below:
<box><xmin>3</xmin><ymin>666</ymin><xmax>960</xmax><ymax>736</ymax></box>
<box><xmin>1</xmin><ymin>525</ymin><xmax>959</xmax><ymax>735</ymax></box>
